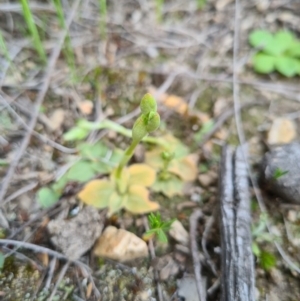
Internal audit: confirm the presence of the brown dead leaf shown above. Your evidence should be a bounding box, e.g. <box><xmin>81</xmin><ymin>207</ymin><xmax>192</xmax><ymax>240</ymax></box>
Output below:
<box><xmin>78</xmin><ymin>100</ymin><xmax>94</xmax><ymax>115</ymax></box>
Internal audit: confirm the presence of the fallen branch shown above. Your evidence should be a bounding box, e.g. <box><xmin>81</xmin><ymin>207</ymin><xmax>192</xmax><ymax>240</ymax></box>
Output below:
<box><xmin>219</xmin><ymin>145</ymin><xmax>255</xmax><ymax>301</ymax></box>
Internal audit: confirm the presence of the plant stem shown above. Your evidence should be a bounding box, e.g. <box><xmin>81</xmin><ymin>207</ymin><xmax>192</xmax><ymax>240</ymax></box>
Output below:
<box><xmin>96</xmin><ymin>120</ymin><xmax>167</xmax><ymax>147</ymax></box>
<box><xmin>115</xmin><ymin>139</ymin><xmax>139</xmax><ymax>179</ymax></box>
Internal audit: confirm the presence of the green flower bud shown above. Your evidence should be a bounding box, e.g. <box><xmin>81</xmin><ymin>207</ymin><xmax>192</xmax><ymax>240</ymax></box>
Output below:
<box><xmin>132</xmin><ymin>115</ymin><xmax>148</xmax><ymax>142</ymax></box>
<box><xmin>140</xmin><ymin>93</ymin><xmax>157</xmax><ymax>114</ymax></box>
<box><xmin>145</xmin><ymin>111</ymin><xmax>160</xmax><ymax>133</ymax></box>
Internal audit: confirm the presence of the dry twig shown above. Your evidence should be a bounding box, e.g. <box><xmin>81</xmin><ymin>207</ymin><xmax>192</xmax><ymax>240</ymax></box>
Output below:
<box><xmin>189</xmin><ymin>209</ymin><xmax>206</xmax><ymax>301</ymax></box>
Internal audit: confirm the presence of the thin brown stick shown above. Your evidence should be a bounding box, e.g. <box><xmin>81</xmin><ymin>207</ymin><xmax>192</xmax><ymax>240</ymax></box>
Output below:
<box><xmin>201</xmin><ymin>212</ymin><xmax>217</xmax><ymax>277</ymax></box>
<box><xmin>48</xmin><ymin>261</ymin><xmax>71</xmax><ymax>301</ymax></box>
<box><xmin>45</xmin><ymin>257</ymin><xmax>57</xmax><ymax>289</ymax></box>
<box><xmin>2</xmin><ymin>181</ymin><xmax>38</xmax><ymax>205</ymax></box>
<box><xmin>189</xmin><ymin>209</ymin><xmax>206</xmax><ymax>301</ymax></box>
<box><xmin>0</xmin><ymin>239</ymin><xmax>90</xmax><ymax>272</ymax></box>
<box><xmin>0</xmin><ymin>0</ymin><xmax>81</xmax><ymax>204</ymax></box>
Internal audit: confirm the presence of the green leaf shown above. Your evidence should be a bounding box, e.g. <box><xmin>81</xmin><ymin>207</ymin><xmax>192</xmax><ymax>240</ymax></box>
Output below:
<box><xmin>253</xmin><ymin>53</ymin><xmax>275</xmax><ymax>74</ymax></box>
<box><xmin>249</xmin><ymin>30</ymin><xmax>273</xmax><ymax>48</ymax></box>
<box><xmin>67</xmin><ymin>160</ymin><xmax>96</xmax><ymax>182</ymax></box>
<box><xmin>78</xmin><ymin>142</ymin><xmax>109</xmax><ymax>160</ymax></box>
<box><xmin>76</xmin><ymin>119</ymin><xmax>100</xmax><ymax>130</ymax></box>
<box><xmin>108</xmin><ymin>192</ymin><xmax>125</xmax><ymax>216</ymax></box>
<box><xmin>51</xmin><ymin>174</ymin><xmax>68</xmax><ymax>194</ymax></box>
<box><xmin>125</xmin><ymin>185</ymin><xmax>159</xmax><ymax>214</ymax></box>
<box><xmin>37</xmin><ymin>187</ymin><xmax>60</xmax><ymax>208</ymax></box>
<box><xmin>275</xmin><ymin>56</ymin><xmax>298</xmax><ymax>77</ymax></box>
<box><xmin>296</xmin><ymin>60</ymin><xmax>300</xmax><ymax>75</ymax></box>
<box><xmin>264</xmin><ymin>31</ymin><xmax>294</xmax><ymax>56</ymax></box>
<box><xmin>286</xmin><ymin>41</ymin><xmax>300</xmax><ymax>57</ymax></box>
<box><xmin>0</xmin><ymin>252</ymin><xmax>5</xmax><ymax>270</ymax></box>
<box><xmin>77</xmin><ymin>179</ymin><xmax>115</xmax><ymax>208</ymax></box>
<box><xmin>274</xmin><ymin>31</ymin><xmax>294</xmax><ymax>52</ymax></box>
<box><xmin>63</xmin><ymin>127</ymin><xmax>89</xmax><ymax>141</ymax></box>
<box><xmin>259</xmin><ymin>251</ymin><xmax>276</xmax><ymax>271</ymax></box>
<box><xmin>273</xmin><ymin>167</ymin><xmax>289</xmax><ymax>179</ymax></box>
<box><xmin>152</xmin><ymin>173</ymin><xmax>184</xmax><ymax>197</ymax></box>
<box><xmin>157</xmin><ymin>229</ymin><xmax>168</xmax><ymax>243</ymax></box>
<box><xmin>251</xmin><ymin>242</ymin><xmax>261</xmax><ymax>257</ymax></box>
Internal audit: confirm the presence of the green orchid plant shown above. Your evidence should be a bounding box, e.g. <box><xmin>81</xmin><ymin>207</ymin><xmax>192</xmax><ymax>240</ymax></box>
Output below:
<box><xmin>78</xmin><ymin>94</ymin><xmax>161</xmax><ymax>216</ymax></box>
<box><xmin>145</xmin><ymin>134</ymin><xmax>198</xmax><ymax>197</ymax></box>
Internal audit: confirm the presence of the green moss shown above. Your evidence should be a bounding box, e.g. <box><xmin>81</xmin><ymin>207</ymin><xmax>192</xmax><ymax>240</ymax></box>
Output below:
<box><xmin>0</xmin><ymin>257</ymin><xmax>40</xmax><ymax>301</ymax></box>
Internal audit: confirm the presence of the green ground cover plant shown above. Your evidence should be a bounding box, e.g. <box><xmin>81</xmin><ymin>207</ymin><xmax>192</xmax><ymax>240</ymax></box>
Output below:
<box><xmin>249</xmin><ymin>29</ymin><xmax>300</xmax><ymax>77</ymax></box>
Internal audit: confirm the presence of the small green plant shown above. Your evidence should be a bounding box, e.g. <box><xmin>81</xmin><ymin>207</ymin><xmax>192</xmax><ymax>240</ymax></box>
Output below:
<box><xmin>145</xmin><ymin>134</ymin><xmax>198</xmax><ymax>197</ymax></box>
<box><xmin>249</xmin><ymin>29</ymin><xmax>300</xmax><ymax>77</ymax></box>
<box><xmin>78</xmin><ymin>94</ymin><xmax>161</xmax><ymax>216</ymax></box>
<box><xmin>143</xmin><ymin>212</ymin><xmax>175</xmax><ymax>243</ymax></box>
<box><xmin>273</xmin><ymin>167</ymin><xmax>289</xmax><ymax>180</ymax></box>
<box><xmin>20</xmin><ymin>0</ymin><xmax>47</xmax><ymax>64</ymax></box>
<box><xmin>251</xmin><ymin>213</ymin><xmax>278</xmax><ymax>271</ymax></box>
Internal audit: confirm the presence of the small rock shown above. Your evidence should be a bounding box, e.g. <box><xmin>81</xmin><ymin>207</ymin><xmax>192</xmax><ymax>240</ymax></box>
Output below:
<box><xmin>93</xmin><ymin>226</ymin><xmax>148</xmax><ymax>262</ymax></box>
<box><xmin>47</xmin><ymin>206</ymin><xmax>104</xmax><ymax>260</ymax></box>
<box><xmin>169</xmin><ymin>220</ymin><xmax>189</xmax><ymax>246</ymax></box>
<box><xmin>262</xmin><ymin>143</ymin><xmax>300</xmax><ymax>204</ymax></box>
<box><xmin>267</xmin><ymin>118</ymin><xmax>297</xmax><ymax>145</ymax></box>
<box><xmin>49</xmin><ymin>109</ymin><xmax>65</xmax><ymax>132</ymax></box>
<box><xmin>198</xmin><ymin>171</ymin><xmax>217</xmax><ymax>187</ymax></box>
<box><xmin>287</xmin><ymin>210</ymin><xmax>297</xmax><ymax>223</ymax></box>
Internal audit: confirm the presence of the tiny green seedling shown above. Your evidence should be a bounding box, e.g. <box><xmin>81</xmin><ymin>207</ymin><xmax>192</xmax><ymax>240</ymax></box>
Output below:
<box><xmin>249</xmin><ymin>29</ymin><xmax>300</xmax><ymax>77</ymax></box>
<box><xmin>143</xmin><ymin>212</ymin><xmax>175</xmax><ymax>243</ymax></box>
<box><xmin>272</xmin><ymin>167</ymin><xmax>288</xmax><ymax>180</ymax></box>
<box><xmin>78</xmin><ymin>94</ymin><xmax>161</xmax><ymax>216</ymax></box>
